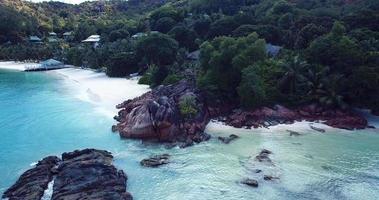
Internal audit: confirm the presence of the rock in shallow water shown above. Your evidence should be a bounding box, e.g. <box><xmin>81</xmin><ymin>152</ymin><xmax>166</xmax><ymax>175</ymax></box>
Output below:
<box><xmin>255</xmin><ymin>149</ymin><xmax>273</xmax><ymax>163</ymax></box>
<box><xmin>241</xmin><ymin>178</ymin><xmax>259</xmax><ymax>187</ymax></box>
<box><xmin>140</xmin><ymin>154</ymin><xmax>170</xmax><ymax>167</ymax></box>
<box><xmin>3</xmin><ymin>149</ymin><xmax>132</xmax><ymax>200</ymax></box>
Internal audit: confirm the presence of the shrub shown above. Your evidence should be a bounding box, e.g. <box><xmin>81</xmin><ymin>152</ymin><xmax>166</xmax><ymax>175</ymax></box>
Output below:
<box><xmin>179</xmin><ymin>95</ymin><xmax>198</xmax><ymax>118</ymax></box>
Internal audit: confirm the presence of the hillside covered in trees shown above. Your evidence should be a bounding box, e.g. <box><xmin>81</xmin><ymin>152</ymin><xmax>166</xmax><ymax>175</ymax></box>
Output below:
<box><xmin>0</xmin><ymin>0</ymin><xmax>378</xmax><ymax>114</ymax></box>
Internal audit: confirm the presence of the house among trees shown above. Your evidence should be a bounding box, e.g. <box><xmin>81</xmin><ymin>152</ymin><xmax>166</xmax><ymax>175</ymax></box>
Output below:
<box><xmin>132</xmin><ymin>32</ymin><xmax>147</xmax><ymax>39</ymax></box>
<box><xmin>63</xmin><ymin>32</ymin><xmax>73</xmax><ymax>40</ymax></box>
<box><xmin>47</xmin><ymin>32</ymin><xmax>58</xmax><ymax>43</ymax></box>
<box><xmin>29</xmin><ymin>36</ymin><xmax>42</xmax><ymax>44</ymax></box>
<box><xmin>82</xmin><ymin>35</ymin><xmax>100</xmax><ymax>48</ymax></box>
<box><xmin>187</xmin><ymin>50</ymin><xmax>200</xmax><ymax>61</ymax></box>
<box><xmin>265</xmin><ymin>43</ymin><xmax>282</xmax><ymax>57</ymax></box>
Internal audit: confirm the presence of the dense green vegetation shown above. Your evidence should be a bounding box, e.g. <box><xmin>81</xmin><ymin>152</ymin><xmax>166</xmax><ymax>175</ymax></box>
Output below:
<box><xmin>0</xmin><ymin>0</ymin><xmax>378</xmax><ymax>113</ymax></box>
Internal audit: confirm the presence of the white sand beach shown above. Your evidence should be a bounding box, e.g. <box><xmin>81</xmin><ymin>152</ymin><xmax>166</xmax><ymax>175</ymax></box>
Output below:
<box><xmin>49</xmin><ymin>68</ymin><xmax>150</xmax><ymax>116</ymax></box>
<box><xmin>0</xmin><ymin>61</ymin><xmax>150</xmax><ymax>117</ymax></box>
<box><xmin>0</xmin><ymin>61</ymin><xmax>36</xmax><ymax>71</ymax></box>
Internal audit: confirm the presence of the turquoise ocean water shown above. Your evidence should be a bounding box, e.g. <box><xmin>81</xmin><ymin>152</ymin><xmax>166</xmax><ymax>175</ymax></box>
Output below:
<box><xmin>1</xmin><ymin>68</ymin><xmax>379</xmax><ymax>200</ymax></box>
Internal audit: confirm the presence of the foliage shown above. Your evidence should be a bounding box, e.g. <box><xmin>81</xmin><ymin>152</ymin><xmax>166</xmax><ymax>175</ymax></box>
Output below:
<box><xmin>179</xmin><ymin>95</ymin><xmax>198</xmax><ymax>118</ymax></box>
<box><xmin>198</xmin><ymin>33</ymin><xmax>267</xmax><ymax>104</ymax></box>
<box><xmin>237</xmin><ymin>66</ymin><xmax>267</xmax><ymax>108</ymax></box>
<box><xmin>136</xmin><ymin>33</ymin><xmax>179</xmax><ymax>66</ymax></box>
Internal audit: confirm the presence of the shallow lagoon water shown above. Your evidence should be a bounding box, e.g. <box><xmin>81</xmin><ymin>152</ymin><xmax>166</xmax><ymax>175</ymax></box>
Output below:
<box><xmin>0</xmin><ymin>68</ymin><xmax>379</xmax><ymax>200</ymax></box>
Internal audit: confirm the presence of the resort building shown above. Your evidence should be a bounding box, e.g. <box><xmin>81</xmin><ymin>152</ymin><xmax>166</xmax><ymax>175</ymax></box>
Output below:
<box><xmin>63</xmin><ymin>31</ymin><xmax>73</xmax><ymax>41</ymax></box>
<box><xmin>25</xmin><ymin>59</ymin><xmax>66</xmax><ymax>71</ymax></box>
<box><xmin>82</xmin><ymin>35</ymin><xmax>101</xmax><ymax>48</ymax></box>
<box><xmin>29</xmin><ymin>36</ymin><xmax>42</xmax><ymax>44</ymax></box>
<box><xmin>265</xmin><ymin>43</ymin><xmax>282</xmax><ymax>57</ymax></box>
<box><xmin>47</xmin><ymin>32</ymin><xmax>58</xmax><ymax>43</ymax></box>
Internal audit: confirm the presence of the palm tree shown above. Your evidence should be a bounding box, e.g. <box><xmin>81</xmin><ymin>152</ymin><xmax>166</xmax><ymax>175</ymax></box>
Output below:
<box><xmin>305</xmin><ymin>66</ymin><xmax>348</xmax><ymax>109</ymax></box>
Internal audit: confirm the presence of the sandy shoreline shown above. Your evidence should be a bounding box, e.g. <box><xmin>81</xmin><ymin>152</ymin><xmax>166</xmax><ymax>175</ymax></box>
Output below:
<box><xmin>0</xmin><ymin>61</ymin><xmax>36</xmax><ymax>71</ymax></box>
<box><xmin>0</xmin><ymin>61</ymin><xmax>150</xmax><ymax>117</ymax></box>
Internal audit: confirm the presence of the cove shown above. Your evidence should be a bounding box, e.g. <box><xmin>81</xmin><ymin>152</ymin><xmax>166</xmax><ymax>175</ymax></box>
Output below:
<box><xmin>1</xmin><ymin>68</ymin><xmax>379</xmax><ymax>200</ymax></box>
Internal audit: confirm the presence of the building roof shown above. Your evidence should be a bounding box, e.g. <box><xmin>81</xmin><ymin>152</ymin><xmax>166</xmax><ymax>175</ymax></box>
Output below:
<box><xmin>63</xmin><ymin>32</ymin><xmax>72</xmax><ymax>36</ymax></box>
<box><xmin>29</xmin><ymin>36</ymin><xmax>42</xmax><ymax>41</ymax></box>
<box><xmin>82</xmin><ymin>35</ymin><xmax>100</xmax><ymax>43</ymax></box>
<box><xmin>132</xmin><ymin>32</ymin><xmax>147</xmax><ymax>38</ymax></box>
<box><xmin>266</xmin><ymin>43</ymin><xmax>282</xmax><ymax>57</ymax></box>
<box><xmin>187</xmin><ymin>50</ymin><xmax>201</xmax><ymax>60</ymax></box>
<box><xmin>40</xmin><ymin>59</ymin><xmax>63</xmax><ymax>67</ymax></box>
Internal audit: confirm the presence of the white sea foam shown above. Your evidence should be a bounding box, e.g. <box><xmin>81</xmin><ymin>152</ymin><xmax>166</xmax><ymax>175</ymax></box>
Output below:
<box><xmin>41</xmin><ymin>178</ymin><xmax>54</xmax><ymax>200</ymax></box>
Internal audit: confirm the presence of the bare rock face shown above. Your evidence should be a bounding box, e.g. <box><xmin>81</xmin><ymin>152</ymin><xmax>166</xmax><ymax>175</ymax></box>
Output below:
<box><xmin>2</xmin><ymin>149</ymin><xmax>132</xmax><ymax>200</ymax></box>
<box><xmin>114</xmin><ymin>80</ymin><xmax>210</xmax><ymax>147</ymax></box>
<box><xmin>3</xmin><ymin>156</ymin><xmax>60</xmax><ymax>200</ymax></box>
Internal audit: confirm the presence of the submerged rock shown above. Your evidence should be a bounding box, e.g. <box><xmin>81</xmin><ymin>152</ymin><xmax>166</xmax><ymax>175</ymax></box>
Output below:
<box><xmin>255</xmin><ymin>149</ymin><xmax>272</xmax><ymax>163</ymax></box>
<box><xmin>140</xmin><ymin>154</ymin><xmax>170</xmax><ymax>167</ymax></box>
<box><xmin>263</xmin><ymin>175</ymin><xmax>280</xmax><ymax>181</ymax></box>
<box><xmin>218</xmin><ymin>134</ymin><xmax>239</xmax><ymax>144</ymax></box>
<box><xmin>310</xmin><ymin>125</ymin><xmax>326</xmax><ymax>133</ymax></box>
<box><xmin>286</xmin><ymin>130</ymin><xmax>302</xmax><ymax>136</ymax></box>
<box><xmin>241</xmin><ymin>178</ymin><xmax>259</xmax><ymax>187</ymax></box>
<box><xmin>3</xmin><ymin>149</ymin><xmax>132</xmax><ymax>200</ymax></box>
<box><xmin>114</xmin><ymin>80</ymin><xmax>210</xmax><ymax>147</ymax></box>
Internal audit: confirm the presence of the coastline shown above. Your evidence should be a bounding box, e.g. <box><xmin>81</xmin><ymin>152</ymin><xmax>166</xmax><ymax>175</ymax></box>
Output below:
<box><xmin>0</xmin><ymin>61</ymin><xmax>36</xmax><ymax>71</ymax></box>
<box><xmin>0</xmin><ymin>61</ymin><xmax>151</xmax><ymax>117</ymax></box>
<box><xmin>1</xmin><ymin>61</ymin><xmax>376</xmax><ymax>132</ymax></box>
<box><xmin>1</xmin><ymin>61</ymin><xmax>379</xmax><ymax>200</ymax></box>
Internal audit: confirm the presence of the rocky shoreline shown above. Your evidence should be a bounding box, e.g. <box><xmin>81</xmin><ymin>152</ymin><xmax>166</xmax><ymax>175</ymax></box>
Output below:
<box><xmin>3</xmin><ymin>149</ymin><xmax>132</xmax><ymax>200</ymax></box>
<box><xmin>113</xmin><ymin>81</ymin><xmax>371</xmax><ymax>147</ymax></box>
<box><xmin>218</xmin><ymin>104</ymin><xmax>369</xmax><ymax>130</ymax></box>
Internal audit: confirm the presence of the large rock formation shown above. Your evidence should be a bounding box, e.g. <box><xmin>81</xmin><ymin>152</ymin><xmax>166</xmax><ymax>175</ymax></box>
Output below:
<box><xmin>113</xmin><ymin>80</ymin><xmax>210</xmax><ymax>147</ymax></box>
<box><xmin>222</xmin><ymin>104</ymin><xmax>368</xmax><ymax>130</ymax></box>
<box><xmin>2</xmin><ymin>156</ymin><xmax>60</xmax><ymax>200</ymax></box>
<box><xmin>3</xmin><ymin>149</ymin><xmax>132</xmax><ymax>200</ymax></box>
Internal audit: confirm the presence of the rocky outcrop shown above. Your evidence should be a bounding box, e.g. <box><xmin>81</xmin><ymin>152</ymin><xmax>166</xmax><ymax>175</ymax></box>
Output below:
<box><xmin>3</xmin><ymin>149</ymin><xmax>132</xmax><ymax>200</ymax></box>
<box><xmin>113</xmin><ymin>80</ymin><xmax>210</xmax><ymax>147</ymax></box>
<box><xmin>3</xmin><ymin>156</ymin><xmax>60</xmax><ymax>200</ymax></box>
<box><xmin>221</xmin><ymin>104</ymin><xmax>368</xmax><ymax>130</ymax></box>
<box><xmin>140</xmin><ymin>154</ymin><xmax>170</xmax><ymax>167</ymax></box>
